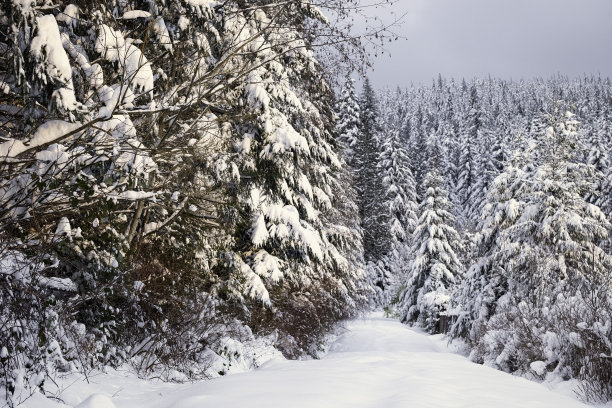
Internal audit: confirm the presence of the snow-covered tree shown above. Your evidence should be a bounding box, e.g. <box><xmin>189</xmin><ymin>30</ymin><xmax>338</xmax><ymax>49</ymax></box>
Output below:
<box><xmin>498</xmin><ymin>112</ymin><xmax>612</xmax><ymax>296</ymax></box>
<box><xmin>0</xmin><ymin>0</ymin><xmax>381</xmax><ymax>401</ymax></box>
<box><xmin>452</xmin><ymin>112</ymin><xmax>612</xmax><ymax>390</ymax></box>
<box><xmin>399</xmin><ymin>167</ymin><xmax>463</xmax><ymax>333</ymax></box>
<box><xmin>450</xmin><ymin>138</ymin><xmax>534</xmax><ymax>343</ymax></box>
<box><xmin>378</xmin><ymin>123</ymin><xmax>418</xmax><ymax>303</ymax></box>
<box><xmin>336</xmin><ymin>76</ymin><xmax>361</xmax><ymax>166</ymax></box>
<box><xmin>354</xmin><ymin>78</ymin><xmax>392</xmax><ymax>265</ymax></box>
<box><xmin>406</xmin><ymin>106</ymin><xmax>430</xmax><ymax>199</ymax></box>
<box><xmin>586</xmin><ymin>116</ymin><xmax>612</xmax><ymax>226</ymax></box>
<box><xmin>374</xmin><ymin>78</ymin><xmax>612</xmax><ymax>399</ymax></box>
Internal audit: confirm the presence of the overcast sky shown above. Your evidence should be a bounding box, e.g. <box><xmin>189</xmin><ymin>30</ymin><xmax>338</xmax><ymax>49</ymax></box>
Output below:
<box><xmin>359</xmin><ymin>0</ymin><xmax>612</xmax><ymax>88</ymax></box>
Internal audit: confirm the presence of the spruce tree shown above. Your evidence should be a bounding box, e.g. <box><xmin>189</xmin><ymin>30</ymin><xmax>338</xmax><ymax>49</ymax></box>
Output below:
<box><xmin>354</xmin><ymin>78</ymin><xmax>392</xmax><ymax>264</ymax></box>
<box><xmin>379</xmin><ymin>124</ymin><xmax>418</xmax><ymax>303</ymax></box>
<box><xmin>452</xmin><ymin>112</ymin><xmax>612</xmax><ymax>375</ymax></box>
<box><xmin>450</xmin><ymin>140</ymin><xmax>533</xmax><ymax>342</ymax></box>
<box><xmin>399</xmin><ymin>165</ymin><xmax>463</xmax><ymax>333</ymax></box>
<box><xmin>497</xmin><ymin>112</ymin><xmax>612</xmax><ymax>295</ymax></box>
<box><xmin>407</xmin><ymin>107</ymin><xmax>430</xmax><ymax>199</ymax></box>
<box><xmin>336</xmin><ymin>76</ymin><xmax>361</xmax><ymax>166</ymax></box>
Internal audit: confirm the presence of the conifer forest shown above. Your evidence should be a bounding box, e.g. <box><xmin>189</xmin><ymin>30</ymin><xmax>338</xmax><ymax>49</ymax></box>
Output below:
<box><xmin>0</xmin><ymin>0</ymin><xmax>611</xmax><ymax>407</ymax></box>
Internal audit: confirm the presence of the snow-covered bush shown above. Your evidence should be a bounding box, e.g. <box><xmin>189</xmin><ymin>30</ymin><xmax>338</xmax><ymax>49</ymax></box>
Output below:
<box><xmin>475</xmin><ymin>290</ymin><xmax>612</xmax><ymax>402</ymax></box>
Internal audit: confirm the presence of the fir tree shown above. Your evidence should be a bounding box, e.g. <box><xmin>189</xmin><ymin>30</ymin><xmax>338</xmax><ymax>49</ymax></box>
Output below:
<box><xmin>450</xmin><ymin>139</ymin><xmax>534</xmax><ymax>342</ymax></box>
<box><xmin>399</xmin><ymin>166</ymin><xmax>463</xmax><ymax>333</ymax></box>
<box><xmin>354</xmin><ymin>78</ymin><xmax>392</xmax><ymax>264</ymax></box>
<box><xmin>497</xmin><ymin>112</ymin><xmax>612</xmax><ymax>295</ymax></box>
<box><xmin>336</xmin><ymin>76</ymin><xmax>361</xmax><ymax>166</ymax></box>
<box><xmin>378</xmin><ymin>123</ymin><xmax>418</xmax><ymax>303</ymax></box>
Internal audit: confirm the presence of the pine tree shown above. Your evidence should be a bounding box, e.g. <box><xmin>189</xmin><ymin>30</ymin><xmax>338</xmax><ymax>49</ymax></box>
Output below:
<box><xmin>379</xmin><ymin>123</ymin><xmax>418</xmax><ymax>303</ymax></box>
<box><xmin>497</xmin><ymin>112</ymin><xmax>612</xmax><ymax>294</ymax></box>
<box><xmin>407</xmin><ymin>106</ymin><xmax>430</xmax><ymax>198</ymax></box>
<box><xmin>586</xmin><ymin>116</ymin><xmax>612</xmax><ymax>225</ymax></box>
<box><xmin>467</xmin><ymin>126</ymin><xmax>507</xmax><ymax>221</ymax></box>
<box><xmin>336</xmin><ymin>76</ymin><xmax>361</xmax><ymax>166</ymax></box>
<box><xmin>450</xmin><ymin>139</ymin><xmax>534</xmax><ymax>342</ymax></box>
<box><xmin>399</xmin><ymin>166</ymin><xmax>463</xmax><ymax>333</ymax></box>
<box><xmin>354</xmin><ymin>78</ymin><xmax>392</xmax><ymax>264</ymax></box>
<box><xmin>452</xmin><ymin>112</ymin><xmax>612</xmax><ymax>375</ymax></box>
<box><xmin>455</xmin><ymin>108</ymin><xmax>479</xmax><ymax>226</ymax></box>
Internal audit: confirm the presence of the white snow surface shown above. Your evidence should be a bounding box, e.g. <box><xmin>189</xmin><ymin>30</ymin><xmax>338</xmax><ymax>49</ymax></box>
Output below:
<box><xmin>21</xmin><ymin>313</ymin><xmax>594</xmax><ymax>408</ymax></box>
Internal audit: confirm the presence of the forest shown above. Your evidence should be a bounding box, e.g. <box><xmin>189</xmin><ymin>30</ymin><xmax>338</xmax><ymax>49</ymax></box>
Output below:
<box><xmin>0</xmin><ymin>0</ymin><xmax>611</xmax><ymax>406</ymax></box>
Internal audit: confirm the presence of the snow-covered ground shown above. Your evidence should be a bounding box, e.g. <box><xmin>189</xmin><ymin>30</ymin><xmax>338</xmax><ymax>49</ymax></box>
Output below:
<box><xmin>21</xmin><ymin>313</ymin><xmax>596</xmax><ymax>408</ymax></box>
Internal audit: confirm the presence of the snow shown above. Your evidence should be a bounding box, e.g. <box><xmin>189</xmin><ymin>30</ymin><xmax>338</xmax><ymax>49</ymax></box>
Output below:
<box><xmin>143</xmin><ymin>222</ymin><xmax>159</xmax><ymax>234</ymax></box>
<box><xmin>56</xmin><ymin>4</ymin><xmax>79</xmax><ymax>28</ymax></box>
<box><xmin>242</xmin><ymin>264</ymin><xmax>271</xmax><ymax>305</ymax></box>
<box><xmin>121</xmin><ymin>10</ymin><xmax>151</xmax><ymax>19</ymax></box>
<box><xmin>61</xmin><ymin>33</ymin><xmax>104</xmax><ymax>89</ymax></box>
<box><xmin>0</xmin><ymin>138</ymin><xmax>26</xmax><ymax>158</ymax></box>
<box><xmin>530</xmin><ymin>360</ymin><xmax>548</xmax><ymax>376</ymax></box>
<box><xmin>262</xmin><ymin>122</ymin><xmax>310</xmax><ymax>158</ymax></box>
<box><xmin>95</xmin><ymin>25</ymin><xmax>125</xmax><ymax>62</ymax></box>
<box><xmin>177</xmin><ymin>16</ymin><xmax>190</xmax><ymax>31</ymax></box>
<box><xmin>185</xmin><ymin>0</ymin><xmax>217</xmax><ymax>9</ymax></box>
<box><xmin>152</xmin><ymin>17</ymin><xmax>172</xmax><ymax>52</ymax></box>
<box><xmin>251</xmin><ymin>250</ymin><xmax>283</xmax><ymax>282</ymax></box>
<box><xmin>38</xmin><ymin>276</ymin><xmax>78</xmax><ymax>292</ymax></box>
<box><xmin>74</xmin><ymin>394</ymin><xmax>116</xmax><ymax>408</ymax></box>
<box><xmin>113</xmin><ymin>191</ymin><xmax>155</xmax><ymax>201</ymax></box>
<box><xmin>266</xmin><ymin>204</ymin><xmax>323</xmax><ymax>260</ymax></box>
<box><xmin>31</xmin><ymin>121</ymin><xmax>81</xmax><ymax>148</ymax></box>
<box><xmin>0</xmin><ymin>120</ymin><xmax>82</xmax><ymax>160</ymax></box>
<box><xmin>123</xmin><ymin>42</ymin><xmax>155</xmax><ymax>93</ymax></box>
<box><xmin>0</xmin><ymin>250</ymin><xmax>33</xmax><ymax>282</ymax></box>
<box><xmin>95</xmin><ymin>25</ymin><xmax>154</xmax><ymax>93</ymax></box>
<box><xmin>20</xmin><ymin>313</ymin><xmax>593</xmax><ymax>408</ymax></box>
<box><xmin>251</xmin><ymin>214</ymin><xmax>269</xmax><ymax>246</ymax></box>
<box><xmin>30</xmin><ymin>15</ymin><xmax>77</xmax><ymax>111</ymax></box>
<box><xmin>55</xmin><ymin>216</ymin><xmax>71</xmax><ymax>237</ymax></box>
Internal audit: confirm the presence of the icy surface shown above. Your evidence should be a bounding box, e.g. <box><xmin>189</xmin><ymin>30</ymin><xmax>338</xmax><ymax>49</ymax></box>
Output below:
<box><xmin>21</xmin><ymin>313</ymin><xmax>591</xmax><ymax>408</ymax></box>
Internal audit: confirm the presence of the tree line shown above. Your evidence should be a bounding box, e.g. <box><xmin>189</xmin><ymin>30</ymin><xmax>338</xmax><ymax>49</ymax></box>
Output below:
<box><xmin>338</xmin><ymin>75</ymin><xmax>612</xmax><ymax>402</ymax></box>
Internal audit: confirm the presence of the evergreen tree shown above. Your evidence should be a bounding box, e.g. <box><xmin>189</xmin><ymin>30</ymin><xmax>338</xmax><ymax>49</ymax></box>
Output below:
<box><xmin>586</xmin><ymin>116</ymin><xmax>612</xmax><ymax>226</ymax></box>
<box><xmin>380</xmin><ymin>128</ymin><xmax>418</xmax><ymax>245</ymax></box>
<box><xmin>399</xmin><ymin>166</ymin><xmax>463</xmax><ymax>333</ymax></box>
<box><xmin>379</xmin><ymin>123</ymin><xmax>418</xmax><ymax>303</ymax></box>
<box><xmin>455</xmin><ymin>108</ymin><xmax>479</xmax><ymax>226</ymax></box>
<box><xmin>336</xmin><ymin>76</ymin><xmax>361</xmax><ymax>166</ymax></box>
<box><xmin>450</xmin><ymin>139</ymin><xmax>534</xmax><ymax>342</ymax></box>
<box><xmin>499</xmin><ymin>112</ymin><xmax>611</xmax><ymax>295</ymax></box>
<box><xmin>452</xmin><ymin>112</ymin><xmax>612</xmax><ymax>382</ymax></box>
<box><xmin>0</xmin><ymin>1</ymin><xmax>376</xmax><ymax>399</ymax></box>
<box><xmin>467</xmin><ymin>127</ymin><xmax>507</xmax><ymax>221</ymax></box>
<box><xmin>407</xmin><ymin>106</ymin><xmax>430</xmax><ymax>198</ymax></box>
<box><xmin>354</xmin><ymin>78</ymin><xmax>392</xmax><ymax>264</ymax></box>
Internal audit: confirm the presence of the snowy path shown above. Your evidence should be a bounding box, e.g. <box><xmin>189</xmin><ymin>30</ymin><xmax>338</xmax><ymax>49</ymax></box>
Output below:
<box><xmin>31</xmin><ymin>313</ymin><xmax>590</xmax><ymax>408</ymax></box>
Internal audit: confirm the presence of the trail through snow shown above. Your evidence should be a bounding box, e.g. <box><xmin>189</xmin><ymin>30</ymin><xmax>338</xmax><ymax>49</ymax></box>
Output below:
<box><xmin>26</xmin><ymin>313</ymin><xmax>591</xmax><ymax>408</ymax></box>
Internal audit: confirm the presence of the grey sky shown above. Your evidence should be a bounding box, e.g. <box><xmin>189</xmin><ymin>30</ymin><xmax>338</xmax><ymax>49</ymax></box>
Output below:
<box><xmin>362</xmin><ymin>0</ymin><xmax>612</xmax><ymax>88</ymax></box>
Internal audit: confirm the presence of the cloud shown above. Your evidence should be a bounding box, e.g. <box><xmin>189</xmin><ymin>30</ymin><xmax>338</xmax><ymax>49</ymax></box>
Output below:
<box><xmin>360</xmin><ymin>0</ymin><xmax>612</xmax><ymax>87</ymax></box>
